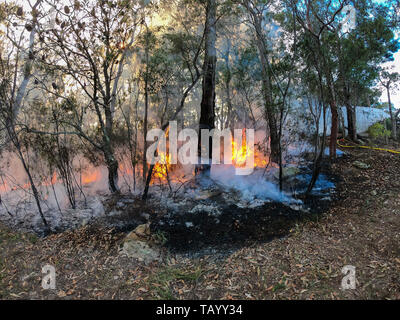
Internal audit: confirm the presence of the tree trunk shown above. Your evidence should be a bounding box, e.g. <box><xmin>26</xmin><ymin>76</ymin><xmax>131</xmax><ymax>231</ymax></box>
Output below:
<box><xmin>326</xmin><ymin>68</ymin><xmax>338</xmax><ymax>160</ymax></box>
<box><xmin>102</xmin><ymin>94</ymin><xmax>119</xmax><ymax>192</ymax></box>
<box><xmin>104</xmin><ymin>150</ymin><xmax>119</xmax><ymax>193</ymax></box>
<box><xmin>268</xmin><ymin>117</ymin><xmax>280</xmax><ymax>163</ymax></box>
<box><xmin>329</xmin><ymin>100</ymin><xmax>338</xmax><ymax>160</ymax></box>
<box><xmin>387</xmin><ymin>86</ymin><xmax>397</xmax><ymax>140</ymax></box>
<box><xmin>6</xmin><ymin>122</ymin><xmax>49</xmax><ymax>231</ymax></box>
<box><xmin>143</xmin><ymin>31</ymin><xmax>150</xmax><ymax>181</ymax></box>
<box><xmin>346</xmin><ymin>104</ymin><xmax>357</xmax><ymax>141</ymax></box>
<box><xmin>223</xmin><ymin>38</ymin><xmax>233</xmax><ymax>131</ymax></box>
<box><xmin>196</xmin><ymin>0</ymin><xmax>217</xmax><ymax>177</ymax></box>
<box><xmin>251</xmin><ymin>10</ymin><xmax>280</xmax><ymax>163</ymax></box>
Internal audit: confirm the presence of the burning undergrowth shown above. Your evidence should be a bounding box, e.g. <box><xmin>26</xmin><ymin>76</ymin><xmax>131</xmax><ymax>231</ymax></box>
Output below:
<box><xmin>0</xmin><ymin>139</ymin><xmax>341</xmax><ymax>254</ymax></box>
<box><xmin>94</xmin><ymin>162</ymin><xmax>339</xmax><ymax>255</ymax></box>
<box><xmin>148</xmin><ymin>168</ymin><xmax>337</xmax><ymax>254</ymax></box>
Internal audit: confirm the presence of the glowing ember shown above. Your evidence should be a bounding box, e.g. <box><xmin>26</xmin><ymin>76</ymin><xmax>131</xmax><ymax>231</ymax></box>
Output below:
<box><xmin>81</xmin><ymin>170</ymin><xmax>101</xmax><ymax>185</ymax></box>
<box><xmin>43</xmin><ymin>172</ymin><xmax>58</xmax><ymax>187</ymax></box>
<box><xmin>0</xmin><ymin>181</ymin><xmax>9</xmax><ymax>193</ymax></box>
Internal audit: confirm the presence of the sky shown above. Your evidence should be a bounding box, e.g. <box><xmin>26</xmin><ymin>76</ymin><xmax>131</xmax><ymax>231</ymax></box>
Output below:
<box><xmin>381</xmin><ymin>51</ymin><xmax>400</xmax><ymax>108</ymax></box>
<box><xmin>375</xmin><ymin>0</ymin><xmax>400</xmax><ymax>108</ymax></box>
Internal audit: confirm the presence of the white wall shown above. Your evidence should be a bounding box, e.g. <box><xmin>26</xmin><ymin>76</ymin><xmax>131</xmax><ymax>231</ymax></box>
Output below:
<box><xmin>287</xmin><ymin>98</ymin><xmax>390</xmax><ymax>136</ymax></box>
<box><xmin>320</xmin><ymin>106</ymin><xmax>390</xmax><ymax>135</ymax></box>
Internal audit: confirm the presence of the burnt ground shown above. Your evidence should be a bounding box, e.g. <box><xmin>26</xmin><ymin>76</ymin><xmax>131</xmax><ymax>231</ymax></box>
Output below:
<box><xmin>0</xmin><ymin>141</ymin><xmax>399</xmax><ymax>300</ymax></box>
<box><xmin>150</xmin><ymin>199</ymin><xmax>330</xmax><ymax>255</ymax></box>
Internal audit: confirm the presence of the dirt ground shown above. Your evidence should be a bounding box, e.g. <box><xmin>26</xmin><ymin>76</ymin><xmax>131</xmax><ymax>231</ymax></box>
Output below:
<box><xmin>0</xmin><ymin>141</ymin><xmax>399</xmax><ymax>300</ymax></box>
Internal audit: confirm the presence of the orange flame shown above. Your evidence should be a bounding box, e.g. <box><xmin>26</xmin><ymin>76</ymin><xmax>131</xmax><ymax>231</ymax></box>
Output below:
<box><xmin>153</xmin><ymin>152</ymin><xmax>172</xmax><ymax>181</ymax></box>
<box><xmin>231</xmin><ymin>130</ymin><xmax>268</xmax><ymax>169</ymax></box>
<box><xmin>81</xmin><ymin>170</ymin><xmax>101</xmax><ymax>185</ymax></box>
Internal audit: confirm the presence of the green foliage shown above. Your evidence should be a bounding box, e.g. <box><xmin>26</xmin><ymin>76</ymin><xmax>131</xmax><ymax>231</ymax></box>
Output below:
<box><xmin>368</xmin><ymin>122</ymin><xmax>391</xmax><ymax>139</ymax></box>
<box><xmin>151</xmin><ymin>230</ymin><xmax>168</xmax><ymax>246</ymax></box>
<box><xmin>385</xmin><ymin>118</ymin><xmax>393</xmax><ymax>131</ymax></box>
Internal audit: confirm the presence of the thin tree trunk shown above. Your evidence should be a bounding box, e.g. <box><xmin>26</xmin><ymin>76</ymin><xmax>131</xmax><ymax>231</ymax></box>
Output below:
<box><xmin>387</xmin><ymin>86</ymin><xmax>397</xmax><ymax>139</ymax></box>
<box><xmin>196</xmin><ymin>0</ymin><xmax>217</xmax><ymax>177</ymax></box>
<box><xmin>250</xmin><ymin>8</ymin><xmax>280</xmax><ymax>163</ymax></box>
<box><xmin>8</xmin><ymin>125</ymin><xmax>49</xmax><ymax>230</ymax></box>
<box><xmin>143</xmin><ymin>36</ymin><xmax>149</xmax><ymax>182</ymax></box>
<box><xmin>104</xmin><ymin>100</ymin><xmax>119</xmax><ymax>193</ymax></box>
<box><xmin>223</xmin><ymin>38</ymin><xmax>233</xmax><ymax>131</ymax></box>
<box><xmin>307</xmin><ymin>103</ymin><xmax>327</xmax><ymax>195</ymax></box>
<box><xmin>326</xmin><ymin>69</ymin><xmax>338</xmax><ymax>160</ymax></box>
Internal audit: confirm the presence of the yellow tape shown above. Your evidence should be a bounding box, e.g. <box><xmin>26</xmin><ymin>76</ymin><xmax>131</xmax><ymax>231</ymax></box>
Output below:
<box><xmin>337</xmin><ymin>140</ymin><xmax>400</xmax><ymax>155</ymax></box>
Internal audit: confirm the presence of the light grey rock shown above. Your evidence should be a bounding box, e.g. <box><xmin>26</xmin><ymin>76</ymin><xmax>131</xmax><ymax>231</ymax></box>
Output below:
<box><xmin>120</xmin><ymin>239</ymin><xmax>160</xmax><ymax>264</ymax></box>
<box><xmin>353</xmin><ymin>161</ymin><xmax>371</xmax><ymax>170</ymax></box>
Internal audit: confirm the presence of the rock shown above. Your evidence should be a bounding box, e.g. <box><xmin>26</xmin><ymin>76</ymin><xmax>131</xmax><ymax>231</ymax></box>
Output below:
<box><xmin>371</xmin><ymin>190</ymin><xmax>377</xmax><ymax>196</ymax></box>
<box><xmin>134</xmin><ymin>223</ymin><xmax>151</xmax><ymax>237</ymax></box>
<box><xmin>121</xmin><ymin>239</ymin><xmax>160</xmax><ymax>264</ymax></box>
<box><xmin>125</xmin><ymin>231</ymin><xmax>141</xmax><ymax>241</ymax></box>
<box><xmin>353</xmin><ymin>161</ymin><xmax>370</xmax><ymax>170</ymax></box>
<box><xmin>125</xmin><ymin>223</ymin><xmax>151</xmax><ymax>241</ymax></box>
<box><xmin>121</xmin><ymin>223</ymin><xmax>161</xmax><ymax>264</ymax></box>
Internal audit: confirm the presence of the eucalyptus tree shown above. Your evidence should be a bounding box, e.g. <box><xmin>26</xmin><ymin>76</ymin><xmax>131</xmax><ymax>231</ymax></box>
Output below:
<box><xmin>292</xmin><ymin>0</ymin><xmax>350</xmax><ymax>160</ymax></box>
<box><xmin>379</xmin><ymin>69</ymin><xmax>400</xmax><ymax>140</ymax></box>
<box><xmin>336</xmin><ymin>0</ymin><xmax>399</xmax><ymax>142</ymax></box>
<box><xmin>239</xmin><ymin>0</ymin><xmax>281</xmax><ymax>163</ymax></box>
<box><xmin>142</xmin><ymin>0</ymin><xmax>205</xmax><ymax>199</ymax></box>
<box><xmin>0</xmin><ymin>0</ymin><xmax>49</xmax><ymax>229</ymax></box>
<box><xmin>196</xmin><ymin>0</ymin><xmax>217</xmax><ymax>177</ymax></box>
<box><xmin>230</xmin><ymin>45</ymin><xmax>263</xmax><ymax>130</ymax></box>
<box><xmin>34</xmin><ymin>0</ymin><xmax>147</xmax><ymax>193</ymax></box>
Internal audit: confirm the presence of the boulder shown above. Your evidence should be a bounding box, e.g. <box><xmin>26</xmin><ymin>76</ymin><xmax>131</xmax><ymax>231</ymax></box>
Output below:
<box><xmin>133</xmin><ymin>223</ymin><xmax>151</xmax><ymax>237</ymax></box>
<box><xmin>353</xmin><ymin>161</ymin><xmax>371</xmax><ymax>170</ymax></box>
<box><xmin>120</xmin><ymin>223</ymin><xmax>160</xmax><ymax>264</ymax></box>
<box><xmin>121</xmin><ymin>239</ymin><xmax>160</xmax><ymax>264</ymax></box>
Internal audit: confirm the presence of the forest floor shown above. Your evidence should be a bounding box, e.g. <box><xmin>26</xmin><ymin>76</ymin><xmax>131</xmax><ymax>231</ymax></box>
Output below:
<box><xmin>0</xmin><ymin>140</ymin><xmax>399</xmax><ymax>300</ymax></box>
